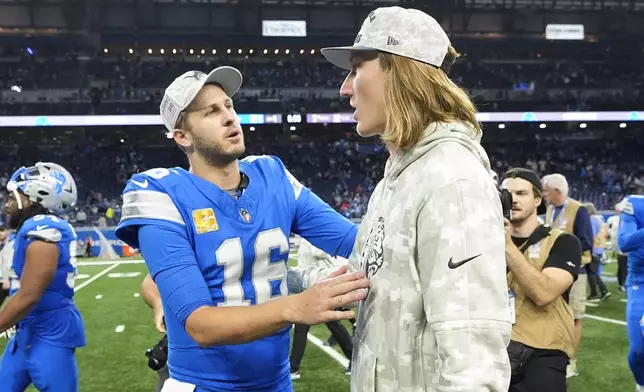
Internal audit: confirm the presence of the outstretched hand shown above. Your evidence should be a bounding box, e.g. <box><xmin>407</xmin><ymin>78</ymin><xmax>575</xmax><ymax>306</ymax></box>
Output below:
<box><xmin>285</xmin><ymin>265</ymin><xmax>369</xmax><ymax>325</ymax></box>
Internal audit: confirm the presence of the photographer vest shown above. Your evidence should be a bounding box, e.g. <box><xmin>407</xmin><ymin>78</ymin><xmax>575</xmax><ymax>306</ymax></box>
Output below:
<box><xmin>546</xmin><ymin>198</ymin><xmax>592</xmax><ymax>265</ymax></box>
<box><xmin>507</xmin><ymin>226</ymin><xmax>575</xmax><ymax>359</ymax></box>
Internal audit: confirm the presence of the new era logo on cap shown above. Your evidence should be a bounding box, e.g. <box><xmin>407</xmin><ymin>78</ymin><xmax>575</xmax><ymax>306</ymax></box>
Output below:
<box><xmin>160</xmin><ymin>66</ymin><xmax>243</xmax><ymax>132</ymax></box>
<box><xmin>321</xmin><ymin>6</ymin><xmax>450</xmax><ymax>72</ymax></box>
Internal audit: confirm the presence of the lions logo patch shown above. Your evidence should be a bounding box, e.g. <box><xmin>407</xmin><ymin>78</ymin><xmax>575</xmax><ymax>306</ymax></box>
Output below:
<box><xmin>361</xmin><ymin>216</ymin><xmax>385</xmax><ymax>279</ymax></box>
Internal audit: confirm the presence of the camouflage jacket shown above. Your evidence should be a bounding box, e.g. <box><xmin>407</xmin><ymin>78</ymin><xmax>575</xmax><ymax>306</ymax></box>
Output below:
<box><xmin>289</xmin><ymin>121</ymin><xmax>512</xmax><ymax>391</ymax></box>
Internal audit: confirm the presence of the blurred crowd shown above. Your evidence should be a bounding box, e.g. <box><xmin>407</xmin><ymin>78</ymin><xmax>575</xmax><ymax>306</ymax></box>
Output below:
<box><xmin>0</xmin><ymin>38</ymin><xmax>642</xmax><ymax>225</ymax></box>
<box><xmin>1</xmin><ymin>125</ymin><xmax>642</xmax><ymax>226</ymax></box>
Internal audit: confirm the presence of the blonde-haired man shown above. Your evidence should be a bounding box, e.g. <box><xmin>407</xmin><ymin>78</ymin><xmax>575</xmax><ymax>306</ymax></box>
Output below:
<box><xmin>296</xmin><ymin>6</ymin><xmax>513</xmax><ymax>391</ymax></box>
<box><xmin>542</xmin><ymin>173</ymin><xmax>594</xmax><ymax>378</ymax></box>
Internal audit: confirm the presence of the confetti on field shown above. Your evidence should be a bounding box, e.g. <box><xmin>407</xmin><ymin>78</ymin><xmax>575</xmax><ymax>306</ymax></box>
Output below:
<box><xmin>95</xmin><ymin>294</ymin><xmax>103</xmax><ymax>300</ymax></box>
<box><xmin>115</xmin><ymin>325</ymin><xmax>125</xmax><ymax>333</ymax></box>
<box><xmin>133</xmin><ymin>293</ymin><xmax>140</xmax><ymax>298</ymax></box>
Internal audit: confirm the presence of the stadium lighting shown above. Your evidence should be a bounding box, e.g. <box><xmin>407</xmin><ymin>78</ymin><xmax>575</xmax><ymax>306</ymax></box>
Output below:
<box><xmin>498</xmin><ymin>124</ymin><xmax>505</xmax><ymax>129</ymax></box>
<box><xmin>290</xmin><ymin>126</ymin><xmax>296</xmax><ymax>131</ymax></box>
<box><xmin>128</xmin><ymin>48</ymin><xmax>134</xmax><ymax>54</ymax></box>
<box><xmin>310</xmin><ymin>49</ymin><xmax>315</xmax><ymax>54</ymax></box>
<box><xmin>165</xmin><ymin>131</ymin><xmax>173</xmax><ymax>139</ymax></box>
<box><xmin>300</xmin><ymin>49</ymin><xmax>304</xmax><ymax>54</ymax></box>
<box><xmin>238</xmin><ymin>49</ymin><xmax>242</xmax><ymax>54</ymax></box>
<box><xmin>148</xmin><ymin>49</ymin><xmax>152</xmax><ymax>54</ymax></box>
<box><xmin>26</xmin><ymin>47</ymin><xmax>34</xmax><ymax>56</ymax></box>
<box><xmin>103</xmin><ymin>48</ymin><xmax>108</xmax><ymax>54</ymax></box>
<box><xmin>160</xmin><ymin>49</ymin><xmax>165</xmax><ymax>54</ymax></box>
<box><xmin>201</xmin><ymin>49</ymin><xmax>205</xmax><ymax>55</ymax></box>
<box><xmin>620</xmin><ymin>122</ymin><xmax>627</xmax><ymax>128</ymax></box>
<box><xmin>212</xmin><ymin>49</ymin><xmax>216</xmax><ymax>54</ymax></box>
<box><xmin>249</xmin><ymin>126</ymin><xmax>256</xmax><ymax>131</ymax></box>
<box><xmin>172</xmin><ymin>49</ymin><xmax>177</xmax><ymax>54</ymax></box>
<box><xmin>227</xmin><ymin>49</ymin><xmax>231</xmax><ymax>54</ymax></box>
<box><xmin>579</xmin><ymin>123</ymin><xmax>587</xmax><ymax>129</ymax></box>
<box><xmin>10</xmin><ymin>85</ymin><xmax>22</xmax><ymax>93</ymax></box>
<box><xmin>249</xmin><ymin>49</ymin><xmax>253</xmax><ymax>54</ymax></box>
<box><xmin>120</xmin><ymin>138</ymin><xmax>124</xmax><ymax>143</ymax></box>
<box><xmin>263</xmin><ymin>49</ymin><xmax>268</xmax><ymax>54</ymax></box>
<box><xmin>274</xmin><ymin>49</ymin><xmax>279</xmax><ymax>54</ymax></box>
<box><xmin>189</xmin><ymin>49</ymin><xmax>194</xmax><ymax>55</ymax></box>
<box><xmin>539</xmin><ymin>123</ymin><xmax>546</xmax><ymax>129</ymax></box>
<box><xmin>285</xmin><ymin>49</ymin><xmax>290</xmax><ymax>54</ymax></box>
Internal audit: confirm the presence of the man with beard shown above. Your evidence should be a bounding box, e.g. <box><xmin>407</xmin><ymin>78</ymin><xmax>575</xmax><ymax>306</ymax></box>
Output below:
<box><xmin>115</xmin><ymin>66</ymin><xmax>370</xmax><ymax>392</ymax></box>
<box><xmin>501</xmin><ymin>168</ymin><xmax>581</xmax><ymax>392</ymax></box>
<box><xmin>0</xmin><ymin>162</ymin><xmax>85</xmax><ymax>392</ymax></box>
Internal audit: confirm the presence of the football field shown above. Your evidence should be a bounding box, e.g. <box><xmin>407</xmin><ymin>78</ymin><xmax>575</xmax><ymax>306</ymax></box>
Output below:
<box><xmin>0</xmin><ymin>258</ymin><xmax>636</xmax><ymax>391</ymax></box>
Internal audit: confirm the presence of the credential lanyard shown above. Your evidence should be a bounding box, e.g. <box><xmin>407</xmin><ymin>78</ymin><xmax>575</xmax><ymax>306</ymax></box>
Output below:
<box><xmin>549</xmin><ymin>199</ymin><xmax>568</xmax><ymax>228</ymax></box>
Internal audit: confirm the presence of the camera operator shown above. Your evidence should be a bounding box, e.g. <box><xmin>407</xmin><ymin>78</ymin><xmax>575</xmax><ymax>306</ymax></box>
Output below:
<box><xmin>141</xmin><ymin>273</ymin><xmax>169</xmax><ymax>392</ymax></box>
<box><xmin>501</xmin><ymin>168</ymin><xmax>582</xmax><ymax>392</ymax></box>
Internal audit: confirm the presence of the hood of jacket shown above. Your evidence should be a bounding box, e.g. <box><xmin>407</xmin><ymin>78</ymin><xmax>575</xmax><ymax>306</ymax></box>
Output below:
<box><xmin>384</xmin><ymin>121</ymin><xmax>493</xmax><ymax>186</ymax></box>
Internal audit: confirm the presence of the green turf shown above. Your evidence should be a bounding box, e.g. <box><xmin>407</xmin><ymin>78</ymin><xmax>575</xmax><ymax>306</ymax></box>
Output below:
<box><xmin>0</xmin><ymin>257</ymin><xmax>637</xmax><ymax>391</ymax></box>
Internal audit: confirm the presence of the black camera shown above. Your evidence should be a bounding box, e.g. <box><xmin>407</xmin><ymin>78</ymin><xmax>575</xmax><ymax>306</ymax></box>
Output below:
<box><xmin>145</xmin><ymin>334</ymin><xmax>168</xmax><ymax>371</ymax></box>
<box><xmin>498</xmin><ymin>186</ymin><xmax>513</xmax><ymax>221</ymax></box>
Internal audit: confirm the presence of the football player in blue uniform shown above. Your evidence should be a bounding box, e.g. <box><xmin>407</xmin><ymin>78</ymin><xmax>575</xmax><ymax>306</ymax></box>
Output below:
<box><xmin>115</xmin><ymin>66</ymin><xmax>369</xmax><ymax>392</ymax></box>
<box><xmin>0</xmin><ymin>162</ymin><xmax>85</xmax><ymax>392</ymax></box>
<box><xmin>619</xmin><ymin>195</ymin><xmax>644</xmax><ymax>390</ymax></box>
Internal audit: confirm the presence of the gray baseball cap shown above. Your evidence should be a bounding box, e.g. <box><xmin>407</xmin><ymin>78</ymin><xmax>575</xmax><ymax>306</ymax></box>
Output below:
<box><xmin>160</xmin><ymin>66</ymin><xmax>243</xmax><ymax>132</ymax></box>
<box><xmin>321</xmin><ymin>6</ymin><xmax>451</xmax><ymax>71</ymax></box>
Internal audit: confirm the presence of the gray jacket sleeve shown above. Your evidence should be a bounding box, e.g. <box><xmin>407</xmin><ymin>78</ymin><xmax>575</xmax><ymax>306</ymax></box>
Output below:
<box><xmin>416</xmin><ymin>180</ymin><xmax>512</xmax><ymax>391</ymax></box>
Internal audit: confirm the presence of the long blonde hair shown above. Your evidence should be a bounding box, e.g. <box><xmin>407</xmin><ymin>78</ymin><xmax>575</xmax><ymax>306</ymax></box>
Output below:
<box><xmin>379</xmin><ymin>47</ymin><xmax>480</xmax><ymax>150</ymax></box>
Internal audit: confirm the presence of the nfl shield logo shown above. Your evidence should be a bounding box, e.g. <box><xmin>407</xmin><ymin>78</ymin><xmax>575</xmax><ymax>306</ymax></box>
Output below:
<box><xmin>240</xmin><ymin>208</ymin><xmax>251</xmax><ymax>223</ymax></box>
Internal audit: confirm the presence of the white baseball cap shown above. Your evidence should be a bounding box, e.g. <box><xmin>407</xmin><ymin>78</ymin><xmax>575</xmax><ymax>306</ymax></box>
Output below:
<box><xmin>321</xmin><ymin>6</ymin><xmax>451</xmax><ymax>72</ymax></box>
<box><xmin>160</xmin><ymin>66</ymin><xmax>243</xmax><ymax>132</ymax></box>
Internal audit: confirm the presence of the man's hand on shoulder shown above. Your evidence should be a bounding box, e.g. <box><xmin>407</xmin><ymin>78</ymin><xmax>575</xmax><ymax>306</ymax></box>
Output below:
<box><xmin>282</xmin><ymin>265</ymin><xmax>369</xmax><ymax>325</ymax></box>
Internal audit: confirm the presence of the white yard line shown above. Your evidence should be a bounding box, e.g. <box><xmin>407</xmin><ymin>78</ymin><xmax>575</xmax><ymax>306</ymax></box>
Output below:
<box><xmin>585</xmin><ymin>314</ymin><xmax>627</xmax><ymax>326</ymax></box>
<box><xmin>74</xmin><ymin>263</ymin><xmax>121</xmax><ymax>292</ymax></box>
<box><xmin>306</xmin><ymin>333</ymin><xmax>350</xmax><ymax>369</ymax></box>
<box><xmin>78</xmin><ymin>259</ymin><xmax>144</xmax><ymax>266</ymax></box>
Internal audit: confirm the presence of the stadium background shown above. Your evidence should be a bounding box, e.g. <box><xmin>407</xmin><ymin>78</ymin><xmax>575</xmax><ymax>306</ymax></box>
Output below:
<box><xmin>0</xmin><ymin>0</ymin><xmax>643</xmax><ymax>390</ymax></box>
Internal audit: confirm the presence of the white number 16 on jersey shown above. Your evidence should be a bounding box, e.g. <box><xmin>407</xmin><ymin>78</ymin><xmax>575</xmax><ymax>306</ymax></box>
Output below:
<box><xmin>215</xmin><ymin>228</ymin><xmax>290</xmax><ymax>306</ymax></box>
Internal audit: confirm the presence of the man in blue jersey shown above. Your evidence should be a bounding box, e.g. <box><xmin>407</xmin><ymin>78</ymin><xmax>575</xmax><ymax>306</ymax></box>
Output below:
<box><xmin>115</xmin><ymin>66</ymin><xmax>369</xmax><ymax>392</ymax></box>
<box><xmin>618</xmin><ymin>194</ymin><xmax>644</xmax><ymax>390</ymax></box>
<box><xmin>0</xmin><ymin>162</ymin><xmax>85</xmax><ymax>392</ymax></box>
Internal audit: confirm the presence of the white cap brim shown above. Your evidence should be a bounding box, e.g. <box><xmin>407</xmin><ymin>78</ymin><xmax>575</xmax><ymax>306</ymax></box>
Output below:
<box><xmin>204</xmin><ymin>66</ymin><xmax>243</xmax><ymax>98</ymax></box>
<box><xmin>321</xmin><ymin>46</ymin><xmax>379</xmax><ymax>71</ymax></box>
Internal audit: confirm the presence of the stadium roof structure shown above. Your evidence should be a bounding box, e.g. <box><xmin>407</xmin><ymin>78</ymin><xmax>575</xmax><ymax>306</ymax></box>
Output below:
<box><xmin>0</xmin><ymin>0</ymin><xmax>642</xmax><ymax>37</ymax></box>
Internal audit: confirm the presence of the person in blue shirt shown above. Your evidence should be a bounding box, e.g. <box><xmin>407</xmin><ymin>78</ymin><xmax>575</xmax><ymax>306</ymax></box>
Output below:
<box><xmin>618</xmin><ymin>194</ymin><xmax>644</xmax><ymax>390</ymax></box>
<box><xmin>585</xmin><ymin>202</ymin><xmax>610</xmax><ymax>302</ymax></box>
<box><xmin>0</xmin><ymin>162</ymin><xmax>85</xmax><ymax>392</ymax></box>
<box><xmin>115</xmin><ymin>66</ymin><xmax>369</xmax><ymax>392</ymax></box>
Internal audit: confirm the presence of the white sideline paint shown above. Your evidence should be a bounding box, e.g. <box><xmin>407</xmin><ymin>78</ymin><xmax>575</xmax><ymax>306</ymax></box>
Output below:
<box><xmin>107</xmin><ymin>272</ymin><xmax>142</xmax><ymax>279</ymax></box>
<box><xmin>306</xmin><ymin>333</ymin><xmax>350</xmax><ymax>369</ymax></box>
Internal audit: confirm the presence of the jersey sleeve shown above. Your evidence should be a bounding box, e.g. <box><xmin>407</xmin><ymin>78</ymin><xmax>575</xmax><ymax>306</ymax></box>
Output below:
<box><xmin>115</xmin><ymin>170</ymin><xmax>186</xmax><ymax>249</ymax></box>
<box><xmin>268</xmin><ymin>156</ymin><xmax>357</xmax><ymax>258</ymax></box>
<box><xmin>137</xmin><ymin>224</ymin><xmax>213</xmax><ymax>329</ymax></box>
<box><xmin>21</xmin><ymin>215</ymin><xmax>69</xmax><ymax>244</ymax></box>
<box><xmin>618</xmin><ymin>197</ymin><xmax>644</xmax><ymax>253</ymax></box>
<box><xmin>543</xmin><ymin>233</ymin><xmax>582</xmax><ymax>280</ymax></box>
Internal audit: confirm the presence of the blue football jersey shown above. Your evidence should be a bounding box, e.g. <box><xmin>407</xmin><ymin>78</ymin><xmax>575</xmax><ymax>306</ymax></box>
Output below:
<box><xmin>9</xmin><ymin>214</ymin><xmax>86</xmax><ymax>348</ymax></box>
<box><xmin>115</xmin><ymin>155</ymin><xmax>357</xmax><ymax>391</ymax></box>
<box><xmin>619</xmin><ymin>195</ymin><xmax>644</xmax><ymax>285</ymax></box>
